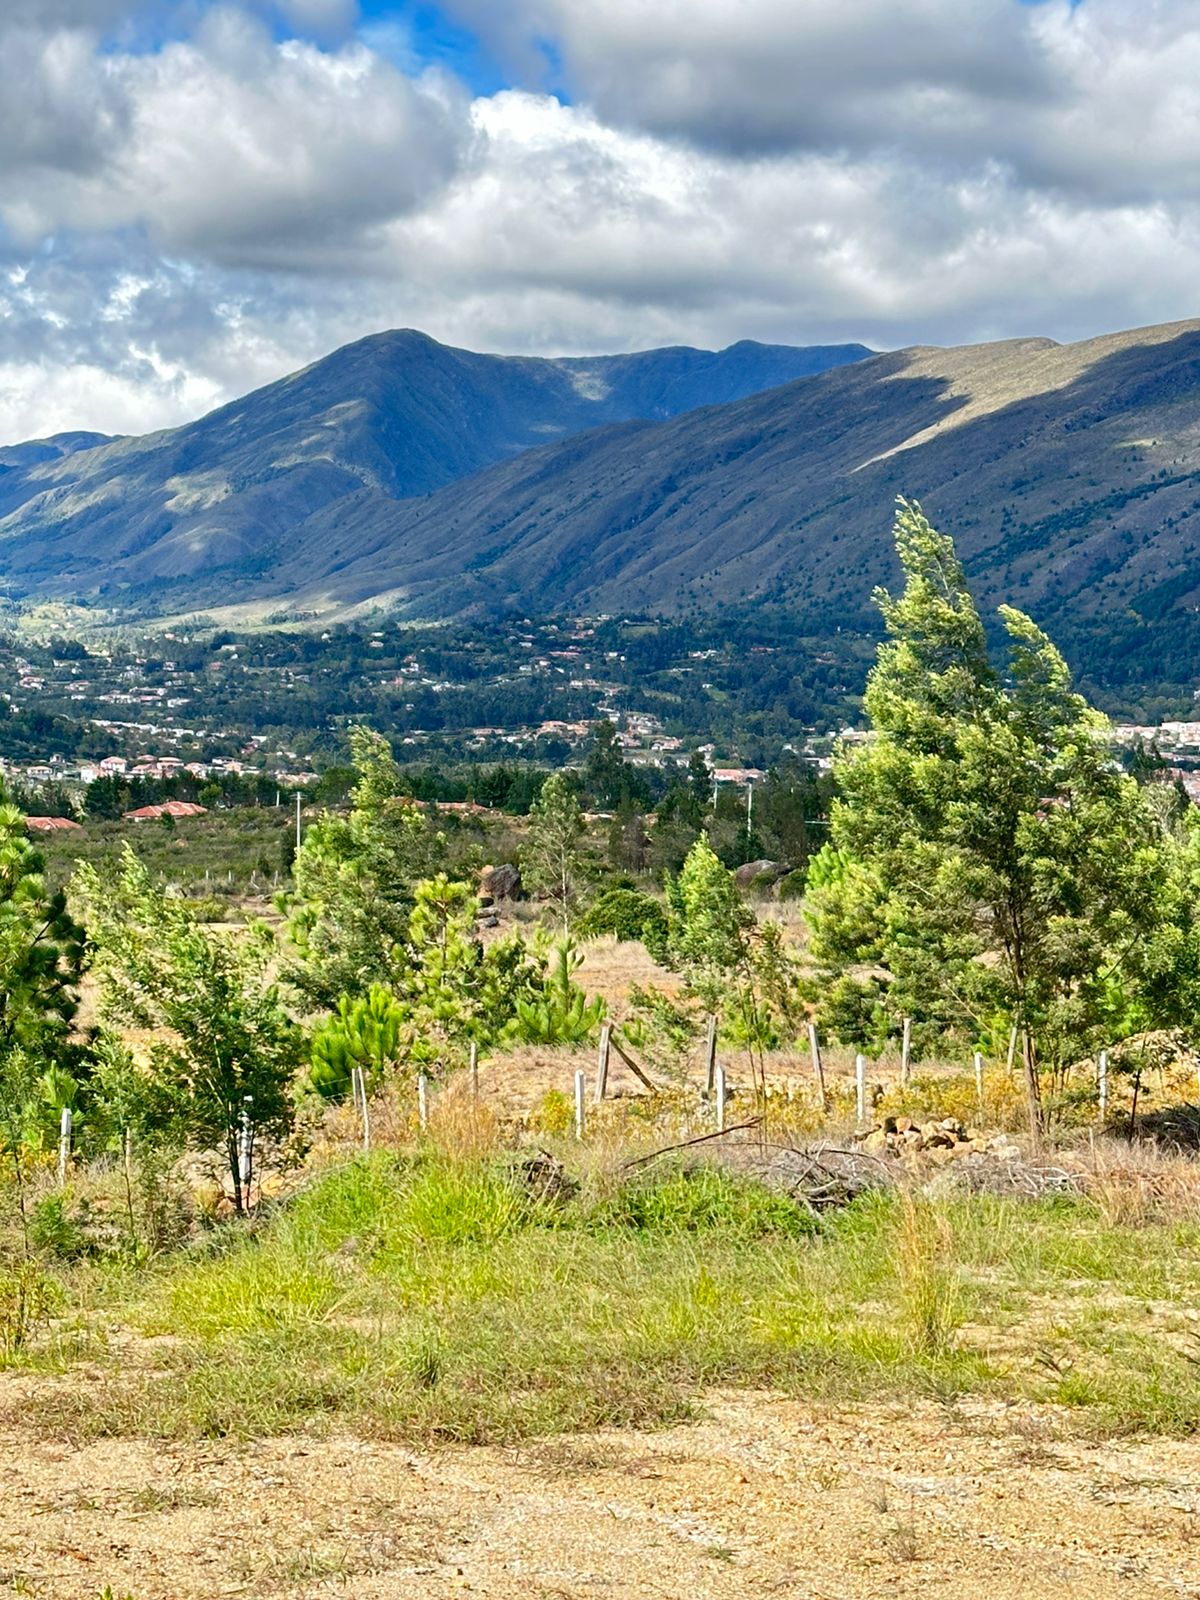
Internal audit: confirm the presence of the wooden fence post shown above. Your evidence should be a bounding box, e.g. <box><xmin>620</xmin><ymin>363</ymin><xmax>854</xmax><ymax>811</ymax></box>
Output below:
<box><xmin>594</xmin><ymin>1021</ymin><xmax>612</xmax><ymax>1103</ymax></box>
<box><xmin>900</xmin><ymin>1017</ymin><xmax>912</xmax><ymax>1088</ymax></box>
<box><xmin>417</xmin><ymin>1073</ymin><xmax>429</xmax><ymax>1132</ymax></box>
<box><xmin>715</xmin><ymin>1064</ymin><xmax>727</xmax><ymax>1133</ymax></box>
<box><xmin>855</xmin><ymin>1054</ymin><xmax>866</xmax><ymax>1125</ymax></box>
<box><xmin>807</xmin><ymin>1022</ymin><xmax>828</xmax><ymax>1113</ymax></box>
<box><xmin>704</xmin><ymin>1013</ymin><xmax>718</xmax><ymax>1095</ymax></box>
<box><xmin>574</xmin><ymin>1069</ymin><xmax>586</xmax><ymax>1141</ymax></box>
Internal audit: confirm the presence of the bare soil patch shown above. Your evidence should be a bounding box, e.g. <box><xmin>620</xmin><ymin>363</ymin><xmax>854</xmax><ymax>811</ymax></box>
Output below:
<box><xmin>3</xmin><ymin>1389</ymin><xmax>1198</xmax><ymax>1598</ymax></box>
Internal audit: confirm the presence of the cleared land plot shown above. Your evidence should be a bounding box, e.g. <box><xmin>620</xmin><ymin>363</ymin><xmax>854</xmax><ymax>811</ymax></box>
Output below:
<box><xmin>2</xmin><ymin>1391</ymin><xmax>1199</xmax><ymax>1598</ymax></box>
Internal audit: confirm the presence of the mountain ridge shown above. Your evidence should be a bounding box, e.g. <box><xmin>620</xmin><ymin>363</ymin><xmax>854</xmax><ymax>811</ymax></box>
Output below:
<box><xmin>0</xmin><ymin>329</ymin><xmax>870</xmax><ymax>606</ymax></box>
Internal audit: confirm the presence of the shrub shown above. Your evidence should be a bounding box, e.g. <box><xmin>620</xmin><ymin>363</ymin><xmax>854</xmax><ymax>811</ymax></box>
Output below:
<box><xmin>30</xmin><ymin>1192</ymin><xmax>89</xmax><ymax>1260</ymax></box>
<box><xmin>0</xmin><ymin>1257</ymin><xmax>59</xmax><ymax>1360</ymax></box>
<box><xmin>578</xmin><ymin>887</ymin><xmax>669</xmax><ymax>950</ymax></box>
<box><xmin>777</xmin><ymin>869</ymin><xmax>807</xmax><ymax>901</ymax></box>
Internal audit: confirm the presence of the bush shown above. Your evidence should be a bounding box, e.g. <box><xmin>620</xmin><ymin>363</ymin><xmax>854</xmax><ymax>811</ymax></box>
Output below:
<box><xmin>578</xmin><ymin>887</ymin><xmax>668</xmax><ymax>950</ymax></box>
<box><xmin>777</xmin><ymin>869</ymin><xmax>807</xmax><ymax>901</ymax></box>
<box><xmin>600</xmin><ymin>1163</ymin><xmax>817</xmax><ymax>1239</ymax></box>
<box><xmin>30</xmin><ymin>1192</ymin><xmax>89</xmax><ymax>1260</ymax></box>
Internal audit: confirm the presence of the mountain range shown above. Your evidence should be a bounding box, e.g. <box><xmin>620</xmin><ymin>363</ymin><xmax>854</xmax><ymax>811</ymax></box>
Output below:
<box><xmin>3</xmin><ymin>320</ymin><xmax>1200</xmax><ymax>668</ymax></box>
<box><xmin>0</xmin><ymin>332</ymin><xmax>867</xmax><ymax>616</ymax></box>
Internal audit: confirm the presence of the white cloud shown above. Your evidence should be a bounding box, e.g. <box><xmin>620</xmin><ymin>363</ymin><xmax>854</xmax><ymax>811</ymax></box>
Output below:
<box><xmin>0</xmin><ymin>8</ymin><xmax>470</xmax><ymax>265</ymax></box>
<box><xmin>445</xmin><ymin>0</ymin><xmax>1200</xmax><ymax>204</ymax></box>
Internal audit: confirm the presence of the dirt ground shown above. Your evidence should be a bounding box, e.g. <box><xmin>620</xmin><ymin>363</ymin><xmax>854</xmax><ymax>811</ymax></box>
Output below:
<box><xmin>2</xmin><ymin>1389</ymin><xmax>1198</xmax><ymax>1598</ymax></box>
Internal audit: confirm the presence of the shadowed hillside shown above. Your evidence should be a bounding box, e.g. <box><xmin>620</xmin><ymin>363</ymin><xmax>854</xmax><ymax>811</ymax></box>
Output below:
<box><xmin>0</xmin><ymin>330</ymin><xmax>868</xmax><ymax>605</ymax></box>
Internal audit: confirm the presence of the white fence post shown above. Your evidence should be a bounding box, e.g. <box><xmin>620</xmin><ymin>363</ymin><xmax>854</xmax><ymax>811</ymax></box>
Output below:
<box><xmin>855</xmin><ymin>1053</ymin><xmax>866</xmax><ymax>1124</ymax></box>
<box><xmin>1098</xmin><ymin>1049</ymin><xmax>1108</xmax><ymax>1123</ymax></box>
<box><xmin>715</xmin><ymin>1064</ymin><xmax>727</xmax><ymax>1133</ymax></box>
<box><xmin>574</xmin><ymin>1069</ymin><xmax>586</xmax><ymax>1141</ymax></box>
<box><xmin>238</xmin><ymin>1095</ymin><xmax>253</xmax><ymax>1206</ymax></box>
<box><xmin>57</xmin><ymin>1107</ymin><xmax>72</xmax><ymax>1187</ymax></box>
<box><xmin>417</xmin><ymin>1073</ymin><xmax>429</xmax><ymax>1132</ymax></box>
<box><xmin>355</xmin><ymin>1067</ymin><xmax>370</xmax><ymax>1152</ymax></box>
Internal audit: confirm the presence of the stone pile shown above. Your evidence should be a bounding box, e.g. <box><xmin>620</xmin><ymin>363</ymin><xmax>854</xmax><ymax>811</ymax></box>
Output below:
<box><xmin>855</xmin><ymin>1115</ymin><xmax>1018</xmax><ymax>1162</ymax></box>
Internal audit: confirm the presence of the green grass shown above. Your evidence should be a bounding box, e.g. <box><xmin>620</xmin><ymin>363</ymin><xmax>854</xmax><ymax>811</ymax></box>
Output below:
<box><xmin>17</xmin><ymin>1150</ymin><xmax>1200</xmax><ymax>1444</ymax></box>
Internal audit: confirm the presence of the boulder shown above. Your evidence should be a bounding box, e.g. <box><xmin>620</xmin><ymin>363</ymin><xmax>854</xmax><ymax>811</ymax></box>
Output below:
<box><xmin>480</xmin><ymin>862</ymin><xmax>522</xmax><ymax>901</ymax></box>
<box><xmin>734</xmin><ymin>859</ymin><xmax>786</xmax><ymax>891</ymax></box>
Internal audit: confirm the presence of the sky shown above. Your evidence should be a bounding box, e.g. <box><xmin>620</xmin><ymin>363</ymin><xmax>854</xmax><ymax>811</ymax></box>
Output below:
<box><xmin>1</xmin><ymin>0</ymin><xmax>1198</xmax><ymax>441</ymax></box>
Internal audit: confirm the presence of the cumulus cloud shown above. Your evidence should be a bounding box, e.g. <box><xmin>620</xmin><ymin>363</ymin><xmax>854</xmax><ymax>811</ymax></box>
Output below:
<box><xmin>0</xmin><ymin>7</ymin><xmax>470</xmax><ymax>264</ymax></box>
<box><xmin>445</xmin><ymin>0</ymin><xmax>1200</xmax><ymax>204</ymax></box>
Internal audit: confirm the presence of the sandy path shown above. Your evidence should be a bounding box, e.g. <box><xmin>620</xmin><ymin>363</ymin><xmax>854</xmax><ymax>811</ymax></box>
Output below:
<box><xmin>2</xmin><ymin>1391</ymin><xmax>1198</xmax><ymax>1598</ymax></box>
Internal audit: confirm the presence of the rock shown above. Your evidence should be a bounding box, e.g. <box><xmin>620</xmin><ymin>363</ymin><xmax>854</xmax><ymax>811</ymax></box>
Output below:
<box><xmin>863</xmin><ymin>1129</ymin><xmax>889</xmax><ymax>1154</ymax></box>
<box><xmin>516</xmin><ymin>1150</ymin><xmax>579</xmax><ymax>1203</ymax></box>
<box><xmin>480</xmin><ymin>863</ymin><xmax>521</xmax><ymax>900</ymax></box>
<box><xmin>734</xmin><ymin>859</ymin><xmax>786</xmax><ymax>891</ymax></box>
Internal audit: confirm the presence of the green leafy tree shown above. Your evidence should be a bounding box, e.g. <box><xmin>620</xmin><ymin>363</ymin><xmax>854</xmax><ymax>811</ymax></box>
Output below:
<box><xmin>523</xmin><ymin>772</ymin><xmax>587</xmax><ymax>932</ymax></box>
<box><xmin>665</xmin><ymin>833</ymin><xmax>754</xmax><ymax>1007</ymax></box>
<box><xmin>77</xmin><ymin>848</ymin><xmax>300</xmax><ymax>1213</ymax></box>
<box><xmin>608</xmin><ymin>796</ymin><xmax>649</xmax><ymax>873</ymax></box>
<box><xmin>0</xmin><ymin>794</ymin><xmax>85</xmax><ymax>1241</ymax></box>
<box><xmin>662</xmin><ymin>833</ymin><xmax>770</xmax><ymax>1100</ymax></box>
<box><xmin>584</xmin><ymin>720</ymin><xmax>630</xmax><ymax>809</ymax></box>
<box><xmin>807</xmin><ymin>499</ymin><xmax>1166</xmax><ymax>1133</ymax></box>
<box><xmin>282</xmin><ymin>727</ymin><xmax>442</xmax><ymax>1007</ymax></box>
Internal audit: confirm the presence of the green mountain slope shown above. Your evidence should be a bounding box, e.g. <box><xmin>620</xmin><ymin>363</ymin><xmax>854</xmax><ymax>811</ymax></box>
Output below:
<box><xmin>0</xmin><ymin>330</ymin><xmax>868</xmax><ymax>603</ymax></box>
<box><xmin>264</xmin><ymin>319</ymin><xmax>1200</xmax><ymax>644</ymax></box>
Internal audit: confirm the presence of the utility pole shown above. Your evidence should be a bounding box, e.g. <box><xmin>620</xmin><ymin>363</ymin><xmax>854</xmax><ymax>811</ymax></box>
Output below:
<box><xmin>295</xmin><ymin>790</ymin><xmax>302</xmax><ymax>852</ymax></box>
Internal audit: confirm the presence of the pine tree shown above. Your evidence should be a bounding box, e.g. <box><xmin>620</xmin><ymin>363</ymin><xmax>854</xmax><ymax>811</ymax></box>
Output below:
<box><xmin>808</xmin><ymin>499</ymin><xmax>1165</xmax><ymax>1134</ymax></box>
<box><xmin>523</xmin><ymin>772</ymin><xmax>587</xmax><ymax>932</ymax></box>
<box><xmin>282</xmin><ymin>725</ymin><xmax>442</xmax><ymax>1007</ymax></box>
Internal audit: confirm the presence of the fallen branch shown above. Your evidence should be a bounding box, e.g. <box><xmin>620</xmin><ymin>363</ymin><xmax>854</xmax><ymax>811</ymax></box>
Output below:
<box><xmin>620</xmin><ymin>1118</ymin><xmax>763</xmax><ymax>1170</ymax></box>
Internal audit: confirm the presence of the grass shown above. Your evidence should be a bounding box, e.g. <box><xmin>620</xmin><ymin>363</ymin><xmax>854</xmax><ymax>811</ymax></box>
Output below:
<box><xmin>11</xmin><ymin>1137</ymin><xmax>1200</xmax><ymax>1447</ymax></box>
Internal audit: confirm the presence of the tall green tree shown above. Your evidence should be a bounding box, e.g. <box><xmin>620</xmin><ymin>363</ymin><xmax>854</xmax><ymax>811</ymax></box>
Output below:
<box><xmin>282</xmin><ymin>727</ymin><xmax>442</xmax><ymax>1007</ymax></box>
<box><xmin>662</xmin><ymin>833</ymin><xmax>773</xmax><ymax>1101</ymax></box>
<box><xmin>0</xmin><ymin>793</ymin><xmax>85</xmax><ymax>1240</ymax></box>
<box><xmin>523</xmin><ymin>772</ymin><xmax>587</xmax><ymax>932</ymax></box>
<box><xmin>807</xmin><ymin>499</ymin><xmax>1165</xmax><ymax>1132</ymax></box>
